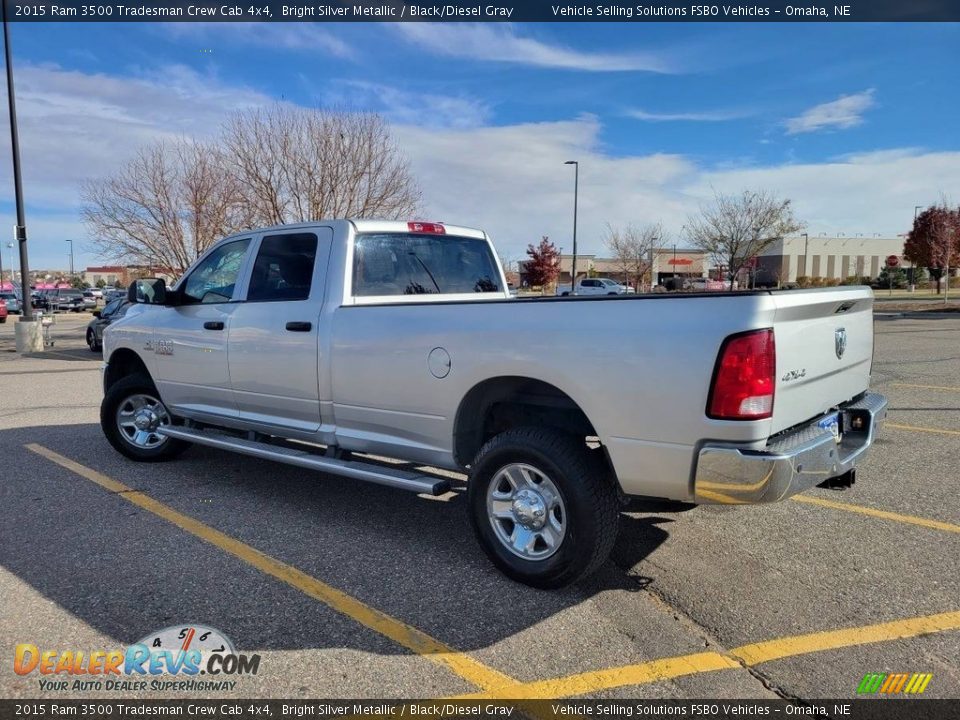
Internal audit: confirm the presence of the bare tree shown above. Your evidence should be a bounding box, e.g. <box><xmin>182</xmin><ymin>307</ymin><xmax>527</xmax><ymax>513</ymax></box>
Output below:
<box><xmin>82</xmin><ymin>140</ymin><xmax>251</xmax><ymax>274</ymax></box>
<box><xmin>222</xmin><ymin>105</ymin><xmax>420</xmax><ymax>225</ymax></box>
<box><xmin>685</xmin><ymin>190</ymin><xmax>804</xmax><ymax>290</ymax></box>
<box><xmin>602</xmin><ymin>222</ymin><xmax>665</xmax><ymax>291</ymax></box>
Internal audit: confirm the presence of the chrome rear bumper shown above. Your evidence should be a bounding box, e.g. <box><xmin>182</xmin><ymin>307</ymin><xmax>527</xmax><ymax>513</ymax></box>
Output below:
<box><xmin>694</xmin><ymin>392</ymin><xmax>887</xmax><ymax>504</ymax></box>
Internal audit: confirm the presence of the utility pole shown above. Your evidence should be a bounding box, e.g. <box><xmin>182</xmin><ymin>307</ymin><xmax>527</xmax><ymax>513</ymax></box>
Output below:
<box><xmin>3</xmin><ymin>4</ymin><xmax>34</xmax><ymax>323</ymax></box>
<box><xmin>564</xmin><ymin>161</ymin><xmax>578</xmax><ymax>294</ymax></box>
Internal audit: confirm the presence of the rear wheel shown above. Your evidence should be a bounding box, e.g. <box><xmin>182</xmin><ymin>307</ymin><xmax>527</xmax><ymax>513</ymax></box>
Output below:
<box><xmin>468</xmin><ymin>427</ymin><xmax>620</xmax><ymax>589</ymax></box>
<box><xmin>100</xmin><ymin>374</ymin><xmax>190</xmax><ymax>461</ymax></box>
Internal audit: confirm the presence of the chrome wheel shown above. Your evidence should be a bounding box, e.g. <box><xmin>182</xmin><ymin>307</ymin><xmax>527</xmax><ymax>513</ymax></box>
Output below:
<box><xmin>116</xmin><ymin>393</ymin><xmax>170</xmax><ymax>450</ymax></box>
<box><xmin>486</xmin><ymin>463</ymin><xmax>567</xmax><ymax>561</ymax></box>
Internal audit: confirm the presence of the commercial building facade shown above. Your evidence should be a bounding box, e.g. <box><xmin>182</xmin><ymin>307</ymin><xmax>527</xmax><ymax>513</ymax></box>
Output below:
<box><xmin>757</xmin><ymin>235</ymin><xmax>911</xmax><ymax>283</ymax></box>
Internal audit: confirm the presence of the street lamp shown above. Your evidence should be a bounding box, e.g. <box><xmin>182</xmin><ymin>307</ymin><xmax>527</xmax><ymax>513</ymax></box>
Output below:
<box><xmin>914</xmin><ymin>205</ymin><xmax>923</xmax><ymax>222</ymax></box>
<box><xmin>3</xmin><ymin>2</ymin><xmax>33</xmax><ymax>321</ymax></box>
<box><xmin>564</xmin><ymin>161</ymin><xmax>578</xmax><ymax>293</ymax></box>
<box><xmin>65</xmin><ymin>239</ymin><xmax>75</xmax><ymax>278</ymax></box>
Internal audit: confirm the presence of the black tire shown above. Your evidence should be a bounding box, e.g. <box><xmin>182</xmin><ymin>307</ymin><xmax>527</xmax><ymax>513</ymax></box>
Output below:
<box><xmin>100</xmin><ymin>373</ymin><xmax>190</xmax><ymax>462</ymax></box>
<box><xmin>468</xmin><ymin>427</ymin><xmax>620</xmax><ymax>589</ymax></box>
<box><xmin>0</xmin><ymin>317</ymin><xmax>5</xmax><ymax>324</ymax></box>
<box><xmin>87</xmin><ymin>329</ymin><xmax>101</xmax><ymax>352</ymax></box>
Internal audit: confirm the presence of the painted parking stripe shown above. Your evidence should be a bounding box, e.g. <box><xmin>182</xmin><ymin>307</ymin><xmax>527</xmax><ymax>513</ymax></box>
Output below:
<box><xmin>886</xmin><ymin>422</ymin><xmax>960</xmax><ymax>437</ymax></box>
<box><xmin>453</xmin><ymin>610</ymin><xmax>960</xmax><ymax>699</ymax></box>
<box><xmin>792</xmin><ymin>495</ymin><xmax>960</xmax><ymax>534</ymax></box>
<box><xmin>26</xmin><ymin>443</ymin><xmax>520</xmax><ymax>695</ymax></box>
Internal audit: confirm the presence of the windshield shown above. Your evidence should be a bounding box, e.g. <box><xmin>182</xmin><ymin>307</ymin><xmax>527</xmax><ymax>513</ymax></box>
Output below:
<box><xmin>352</xmin><ymin>233</ymin><xmax>501</xmax><ymax>297</ymax></box>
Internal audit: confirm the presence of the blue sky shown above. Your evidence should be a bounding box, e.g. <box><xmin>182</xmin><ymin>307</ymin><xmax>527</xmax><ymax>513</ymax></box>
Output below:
<box><xmin>1</xmin><ymin>21</ymin><xmax>959</xmax><ymax>270</ymax></box>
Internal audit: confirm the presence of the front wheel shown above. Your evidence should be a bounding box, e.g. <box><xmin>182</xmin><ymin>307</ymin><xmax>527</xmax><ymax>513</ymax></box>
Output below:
<box><xmin>468</xmin><ymin>427</ymin><xmax>620</xmax><ymax>589</ymax></box>
<box><xmin>87</xmin><ymin>329</ymin><xmax>101</xmax><ymax>352</ymax></box>
<box><xmin>100</xmin><ymin>374</ymin><xmax>190</xmax><ymax>461</ymax></box>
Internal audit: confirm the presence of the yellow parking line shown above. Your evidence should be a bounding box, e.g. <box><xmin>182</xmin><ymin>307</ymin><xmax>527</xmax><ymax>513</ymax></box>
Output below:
<box><xmin>886</xmin><ymin>422</ymin><xmax>960</xmax><ymax>437</ymax></box>
<box><xmin>26</xmin><ymin>443</ymin><xmax>519</xmax><ymax>695</ymax></box>
<box><xmin>451</xmin><ymin>652</ymin><xmax>741</xmax><ymax>700</ymax></box>
<box><xmin>891</xmin><ymin>382</ymin><xmax>960</xmax><ymax>392</ymax></box>
<box><xmin>792</xmin><ymin>495</ymin><xmax>960</xmax><ymax>534</ymax></box>
<box><xmin>454</xmin><ymin>610</ymin><xmax>960</xmax><ymax>699</ymax></box>
<box><xmin>730</xmin><ymin>610</ymin><xmax>960</xmax><ymax>665</ymax></box>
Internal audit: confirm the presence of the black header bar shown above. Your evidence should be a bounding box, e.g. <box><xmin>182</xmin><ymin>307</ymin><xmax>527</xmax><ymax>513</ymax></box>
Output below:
<box><xmin>2</xmin><ymin>700</ymin><xmax>960</xmax><ymax>720</ymax></box>
<box><xmin>5</xmin><ymin>0</ymin><xmax>960</xmax><ymax>22</ymax></box>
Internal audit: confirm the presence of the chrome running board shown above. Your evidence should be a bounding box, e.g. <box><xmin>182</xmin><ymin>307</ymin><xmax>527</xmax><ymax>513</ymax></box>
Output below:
<box><xmin>158</xmin><ymin>426</ymin><xmax>450</xmax><ymax>496</ymax></box>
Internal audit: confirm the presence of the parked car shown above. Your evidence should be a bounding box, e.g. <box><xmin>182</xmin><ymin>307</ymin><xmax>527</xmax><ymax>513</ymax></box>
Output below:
<box><xmin>557</xmin><ymin>277</ymin><xmax>633</xmax><ymax>296</ymax></box>
<box><xmin>86</xmin><ymin>297</ymin><xmax>130</xmax><ymax>351</ymax></box>
<box><xmin>101</xmin><ymin>219</ymin><xmax>887</xmax><ymax>588</ymax></box>
<box><xmin>104</xmin><ymin>288</ymin><xmax>127</xmax><ymax>303</ymax></box>
<box><xmin>39</xmin><ymin>288</ymin><xmax>86</xmax><ymax>312</ymax></box>
<box><xmin>88</xmin><ymin>288</ymin><xmax>104</xmax><ymax>299</ymax></box>
<box><xmin>0</xmin><ymin>298</ymin><xmax>7</xmax><ymax>323</ymax></box>
<box><xmin>0</xmin><ymin>292</ymin><xmax>21</xmax><ymax>314</ymax></box>
<box><xmin>81</xmin><ymin>290</ymin><xmax>99</xmax><ymax>310</ymax></box>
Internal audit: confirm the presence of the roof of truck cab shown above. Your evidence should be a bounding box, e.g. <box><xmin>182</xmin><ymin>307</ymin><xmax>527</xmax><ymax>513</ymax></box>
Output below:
<box><xmin>219</xmin><ymin>219</ymin><xmax>487</xmax><ymax>241</ymax></box>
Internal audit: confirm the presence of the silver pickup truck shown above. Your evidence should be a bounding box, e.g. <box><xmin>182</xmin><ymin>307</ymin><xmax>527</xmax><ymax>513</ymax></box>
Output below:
<box><xmin>101</xmin><ymin>220</ymin><xmax>887</xmax><ymax>588</ymax></box>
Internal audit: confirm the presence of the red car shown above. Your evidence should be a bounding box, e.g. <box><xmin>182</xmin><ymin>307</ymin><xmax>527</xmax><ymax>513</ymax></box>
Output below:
<box><xmin>0</xmin><ymin>298</ymin><xmax>7</xmax><ymax>323</ymax></box>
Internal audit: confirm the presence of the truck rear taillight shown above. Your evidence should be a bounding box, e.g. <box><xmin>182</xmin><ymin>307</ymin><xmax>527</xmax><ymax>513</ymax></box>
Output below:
<box><xmin>408</xmin><ymin>221</ymin><xmax>445</xmax><ymax>234</ymax></box>
<box><xmin>707</xmin><ymin>328</ymin><xmax>776</xmax><ymax>420</ymax></box>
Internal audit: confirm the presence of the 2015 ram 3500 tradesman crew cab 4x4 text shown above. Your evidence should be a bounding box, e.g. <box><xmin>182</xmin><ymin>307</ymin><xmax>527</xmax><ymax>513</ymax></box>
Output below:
<box><xmin>100</xmin><ymin>220</ymin><xmax>887</xmax><ymax>588</ymax></box>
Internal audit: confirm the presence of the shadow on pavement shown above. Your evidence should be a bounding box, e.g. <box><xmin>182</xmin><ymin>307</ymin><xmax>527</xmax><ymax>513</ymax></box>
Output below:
<box><xmin>0</xmin><ymin>422</ymin><xmax>673</xmax><ymax>656</ymax></box>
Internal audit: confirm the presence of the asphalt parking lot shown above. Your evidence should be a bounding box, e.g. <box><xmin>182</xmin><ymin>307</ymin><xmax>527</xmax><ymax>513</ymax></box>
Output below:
<box><xmin>1</xmin><ymin>310</ymin><xmax>958</xmax><ymax>701</ymax></box>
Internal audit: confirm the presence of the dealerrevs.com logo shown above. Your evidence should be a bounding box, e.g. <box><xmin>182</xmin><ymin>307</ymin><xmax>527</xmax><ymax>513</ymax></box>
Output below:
<box><xmin>14</xmin><ymin>624</ymin><xmax>260</xmax><ymax>692</ymax></box>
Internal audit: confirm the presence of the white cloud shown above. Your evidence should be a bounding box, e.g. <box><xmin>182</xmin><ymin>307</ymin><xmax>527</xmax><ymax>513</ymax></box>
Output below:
<box><xmin>398</xmin><ymin>124</ymin><xmax>960</xmax><ymax>260</ymax></box>
<box><xmin>626</xmin><ymin>108</ymin><xmax>751</xmax><ymax>122</ymax></box>
<box><xmin>393</xmin><ymin>24</ymin><xmax>678</xmax><ymax>73</ymax></box>
<box><xmin>785</xmin><ymin>90</ymin><xmax>876</xmax><ymax>135</ymax></box>
<box><xmin>327</xmin><ymin>81</ymin><xmax>490</xmax><ymax>129</ymax></box>
<box><xmin>160</xmin><ymin>22</ymin><xmax>355</xmax><ymax>60</ymax></box>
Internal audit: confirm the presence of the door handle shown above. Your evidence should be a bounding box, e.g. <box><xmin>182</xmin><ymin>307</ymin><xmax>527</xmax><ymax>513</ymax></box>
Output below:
<box><xmin>203</xmin><ymin>321</ymin><xmax>225</xmax><ymax>331</ymax></box>
<box><xmin>285</xmin><ymin>321</ymin><xmax>312</xmax><ymax>332</ymax></box>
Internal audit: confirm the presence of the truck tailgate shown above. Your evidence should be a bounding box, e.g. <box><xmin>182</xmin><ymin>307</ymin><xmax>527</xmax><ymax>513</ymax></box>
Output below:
<box><xmin>770</xmin><ymin>287</ymin><xmax>874</xmax><ymax>435</ymax></box>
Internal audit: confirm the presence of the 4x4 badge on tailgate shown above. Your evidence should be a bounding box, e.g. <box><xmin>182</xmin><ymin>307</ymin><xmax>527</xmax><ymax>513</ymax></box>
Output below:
<box><xmin>835</xmin><ymin>327</ymin><xmax>847</xmax><ymax>359</ymax></box>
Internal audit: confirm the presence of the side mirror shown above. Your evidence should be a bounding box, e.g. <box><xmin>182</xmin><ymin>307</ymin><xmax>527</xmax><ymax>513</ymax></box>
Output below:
<box><xmin>92</xmin><ymin>310</ymin><xmax>102</xmax><ymax>319</ymax></box>
<box><xmin>128</xmin><ymin>278</ymin><xmax>167</xmax><ymax>305</ymax></box>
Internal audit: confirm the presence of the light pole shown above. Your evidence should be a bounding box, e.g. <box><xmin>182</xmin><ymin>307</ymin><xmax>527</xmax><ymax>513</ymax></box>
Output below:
<box><xmin>65</xmin><ymin>239</ymin><xmax>75</xmax><ymax>278</ymax></box>
<box><xmin>564</xmin><ymin>161</ymin><xmax>578</xmax><ymax>293</ymax></box>
<box><xmin>914</xmin><ymin>205</ymin><xmax>923</xmax><ymax>222</ymax></box>
<box><xmin>3</xmin><ymin>2</ymin><xmax>33</xmax><ymax>321</ymax></box>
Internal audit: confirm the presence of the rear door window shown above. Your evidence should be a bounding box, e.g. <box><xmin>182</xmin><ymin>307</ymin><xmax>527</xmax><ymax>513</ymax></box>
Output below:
<box><xmin>247</xmin><ymin>233</ymin><xmax>318</xmax><ymax>302</ymax></box>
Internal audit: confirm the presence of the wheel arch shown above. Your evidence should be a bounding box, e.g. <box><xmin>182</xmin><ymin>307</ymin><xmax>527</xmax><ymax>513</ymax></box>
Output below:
<box><xmin>453</xmin><ymin>376</ymin><xmax>602</xmax><ymax>468</ymax></box>
<box><xmin>104</xmin><ymin>348</ymin><xmax>153</xmax><ymax>391</ymax></box>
